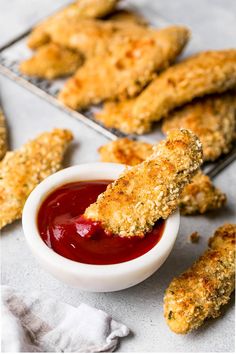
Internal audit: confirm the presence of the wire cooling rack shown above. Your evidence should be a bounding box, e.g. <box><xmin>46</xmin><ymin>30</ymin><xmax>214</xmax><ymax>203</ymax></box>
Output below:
<box><xmin>0</xmin><ymin>2</ymin><xmax>173</xmax><ymax>141</ymax></box>
<box><xmin>0</xmin><ymin>2</ymin><xmax>235</xmax><ymax>177</ymax></box>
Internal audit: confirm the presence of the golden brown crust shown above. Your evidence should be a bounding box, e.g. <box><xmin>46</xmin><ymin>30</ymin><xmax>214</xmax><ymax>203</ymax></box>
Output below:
<box><xmin>28</xmin><ymin>6</ymin><xmax>145</xmax><ymax>57</ymax></box>
<box><xmin>28</xmin><ymin>4</ymin><xmax>85</xmax><ymax>49</ymax></box>
<box><xmin>20</xmin><ymin>43</ymin><xmax>83</xmax><ymax>79</ymax></box>
<box><xmin>58</xmin><ymin>26</ymin><xmax>190</xmax><ymax>109</ymax></box>
<box><xmin>28</xmin><ymin>0</ymin><xmax>119</xmax><ymax>49</ymax></box>
<box><xmin>107</xmin><ymin>9</ymin><xmax>148</xmax><ymax>26</ymax></box>
<box><xmin>71</xmin><ymin>0</ymin><xmax>119</xmax><ymax>19</ymax></box>
<box><xmin>43</xmin><ymin>19</ymin><xmax>147</xmax><ymax>59</ymax></box>
<box><xmin>208</xmin><ymin>223</ymin><xmax>236</xmax><ymax>250</ymax></box>
<box><xmin>96</xmin><ymin>50</ymin><xmax>236</xmax><ymax>134</ymax></box>
<box><xmin>99</xmin><ymin>138</ymin><xmax>153</xmax><ymax>165</ymax></box>
<box><xmin>0</xmin><ymin>129</ymin><xmax>73</xmax><ymax>230</ymax></box>
<box><xmin>98</xmin><ymin>138</ymin><xmax>226</xmax><ymax>215</ymax></box>
<box><xmin>164</xmin><ymin>224</ymin><xmax>236</xmax><ymax>334</ymax></box>
<box><xmin>85</xmin><ymin>129</ymin><xmax>202</xmax><ymax>237</ymax></box>
<box><xmin>162</xmin><ymin>92</ymin><xmax>236</xmax><ymax>161</ymax></box>
<box><xmin>0</xmin><ymin>109</ymin><xmax>7</xmax><ymax>160</ymax></box>
<box><xmin>179</xmin><ymin>171</ymin><xmax>227</xmax><ymax>215</ymax></box>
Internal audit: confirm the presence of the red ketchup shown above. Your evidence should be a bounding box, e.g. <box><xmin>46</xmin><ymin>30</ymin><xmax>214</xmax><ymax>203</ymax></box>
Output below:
<box><xmin>38</xmin><ymin>181</ymin><xmax>165</xmax><ymax>265</ymax></box>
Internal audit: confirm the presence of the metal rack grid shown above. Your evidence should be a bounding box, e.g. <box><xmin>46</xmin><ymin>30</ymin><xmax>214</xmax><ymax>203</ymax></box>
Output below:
<box><xmin>0</xmin><ymin>46</ymin><xmax>123</xmax><ymax>141</ymax></box>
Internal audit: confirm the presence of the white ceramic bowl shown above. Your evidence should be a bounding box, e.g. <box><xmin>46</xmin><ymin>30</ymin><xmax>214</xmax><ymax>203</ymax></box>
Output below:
<box><xmin>22</xmin><ymin>163</ymin><xmax>180</xmax><ymax>292</ymax></box>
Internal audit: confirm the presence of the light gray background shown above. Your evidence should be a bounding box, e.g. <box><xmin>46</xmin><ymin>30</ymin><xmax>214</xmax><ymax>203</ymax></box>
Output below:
<box><xmin>0</xmin><ymin>1</ymin><xmax>235</xmax><ymax>352</ymax></box>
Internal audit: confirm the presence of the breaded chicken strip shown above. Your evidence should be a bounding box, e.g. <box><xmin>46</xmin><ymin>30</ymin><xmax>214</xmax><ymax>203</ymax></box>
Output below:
<box><xmin>28</xmin><ymin>0</ymin><xmax>119</xmax><ymax>49</ymax></box>
<box><xmin>27</xmin><ymin>19</ymin><xmax>144</xmax><ymax>79</ymax></box>
<box><xmin>0</xmin><ymin>109</ymin><xmax>7</xmax><ymax>160</ymax></box>
<box><xmin>96</xmin><ymin>50</ymin><xmax>236</xmax><ymax>134</ymax></box>
<box><xmin>44</xmin><ymin>19</ymin><xmax>148</xmax><ymax>59</ymax></box>
<box><xmin>0</xmin><ymin>129</ymin><xmax>73</xmax><ymax>230</ymax></box>
<box><xmin>20</xmin><ymin>43</ymin><xmax>83</xmax><ymax>79</ymax></box>
<box><xmin>85</xmin><ymin>129</ymin><xmax>202</xmax><ymax>237</ymax></box>
<box><xmin>99</xmin><ymin>138</ymin><xmax>226</xmax><ymax>215</ymax></box>
<box><xmin>107</xmin><ymin>9</ymin><xmax>148</xmax><ymax>26</ymax></box>
<box><xmin>164</xmin><ymin>224</ymin><xmax>236</xmax><ymax>334</ymax></box>
<box><xmin>162</xmin><ymin>92</ymin><xmax>236</xmax><ymax>161</ymax></box>
<box><xmin>59</xmin><ymin>26</ymin><xmax>189</xmax><ymax>110</ymax></box>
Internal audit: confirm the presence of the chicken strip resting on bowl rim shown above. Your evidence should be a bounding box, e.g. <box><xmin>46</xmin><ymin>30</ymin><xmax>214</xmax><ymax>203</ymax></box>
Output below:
<box><xmin>85</xmin><ymin>129</ymin><xmax>203</xmax><ymax>237</ymax></box>
<box><xmin>98</xmin><ymin>138</ymin><xmax>226</xmax><ymax>215</ymax></box>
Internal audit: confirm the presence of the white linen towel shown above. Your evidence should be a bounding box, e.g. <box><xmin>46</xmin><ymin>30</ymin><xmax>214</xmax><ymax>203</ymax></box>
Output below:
<box><xmin>1</xmin><ymin>286</ymin><xmax>129</xmax><ymax>352</ymax></box>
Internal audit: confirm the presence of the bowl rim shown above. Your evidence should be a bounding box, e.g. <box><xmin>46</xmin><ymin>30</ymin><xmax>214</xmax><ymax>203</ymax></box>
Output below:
<box><xmin>22</xmin><ymin>162</ymin><xmax>180</xmax><ymax>277</ymax></box>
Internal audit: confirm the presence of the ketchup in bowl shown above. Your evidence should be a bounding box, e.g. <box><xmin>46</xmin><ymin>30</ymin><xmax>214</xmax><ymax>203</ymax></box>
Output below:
<box><xmin>38</xmin><ymin>181</ymin><xmax>165</xmax><ymax>265</ymax></box>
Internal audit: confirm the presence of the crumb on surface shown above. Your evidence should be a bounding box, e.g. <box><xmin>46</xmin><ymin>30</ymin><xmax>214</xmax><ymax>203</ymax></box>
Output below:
<box><xmin>189</xmin><ymin>231</ymin><xmax>200</xmax><ymax>243</ymax></box>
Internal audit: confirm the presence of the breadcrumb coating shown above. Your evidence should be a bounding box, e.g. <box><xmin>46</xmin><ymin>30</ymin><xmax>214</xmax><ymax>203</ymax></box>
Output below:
<box><xmin>20</xmin><ymin>43</ymin><xmax>83</xmax><ymax>79</ymax></box>
<box><xmin>179</xmin><ymin>171</ymin><xmax>226</xmax><ymax>215</ymax></box>
<box><xmin>58</xmin><ymin>26</ymin><xmax>189</xmax><ymax>110</ymax></box>
<box><xmin>96</xmin><ymin>50</ymin><xmax>236</xmax><ymax>134</ymax></box>
<box><xmin>85</xmin><ymin>129</ymin><xmax>203</xmax><ymax>237</ymax></box>
<box><xmin>0</xmin><ymin>129</ymin><xmax>73</xmax><ymax>230</ymax></box>
<box><xmin>99</xmin><ymin>138</ymin><xmax>153</xmax><ymax>165</ymax></box>
<box><xmin>164</xmin><ymin>223</ymin><xmax>236</xmax><ymax>334</ymax></box>
<box><xmin>44</xmin><ymin>19</ymin><xmax>148</xmax><ymax>59</ymax></box>
<box><xmin>28</xmin><ymin>0</ymin><xmax>119</xmax><ymax>49</ymax></box>
<box><xmin>0</xmin><ymin>109</ymin><xmax>7</xmax><ymax>160</ymax></box>
<box><xmin>107</xmin><ymin>9</ymin><xmax>148</xmax><ymax>26</ymax></box>
<box><xmin>162</xmin><ymin>92</ymin><xmax>236</xmax><ymax>161</ymax></box>
<box><xmin>98</xmin><ymin>138</ymin><xmax>226</xmax><ymax>215</ymax></box>
<box><xmin>71</xmin><ymin>0</ymin><xmax>119</xmax><ymax>18</ymax></box>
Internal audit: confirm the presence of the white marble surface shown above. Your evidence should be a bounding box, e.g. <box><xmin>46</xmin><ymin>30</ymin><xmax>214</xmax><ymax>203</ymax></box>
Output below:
<box><xmin>0</xmin><ymin>1</ymin><xmax>236</xmax><ymax>352</ymax></box>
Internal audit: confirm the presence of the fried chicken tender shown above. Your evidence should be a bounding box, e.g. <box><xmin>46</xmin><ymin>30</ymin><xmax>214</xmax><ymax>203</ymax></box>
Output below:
<box><xmin>20</xmin><ymin>43</ymin><xmax>83</xmax><ymax>79</ymax></box>
<box><xmin>59</xmin><ymin>26</ymin><xmax>190</xmax><ymax>110</ymax></box>
<box><xmin>99</xmin><ymin>138</ymin><xmax>226</xmax><ymax>215</ymax></box>
<box><xmin>27</xmin><ymin>20</ymin><xmax>144</xmax><ymax>80</ymax></box>
<box><xmin>0</xmin><ymin>129</ymin><xmax>73</xmax><ymax>230</ymax></box>
<box><xmin>0</xmin><ymin>109</ymin><xmax>7</xmax><ymax>160</ymax></box>
<box><xmin>28</xmin><ymin>0</ymin><xmax>119</xmax><ymax>49</ymax></box>
<box><xmin>85</xmin><ymin>129</ymin><xmax>203</xmax><ymax>237</ymax></box>
<box><xmin>162</xmin><ymin>92</ymin><xmax>236</xmax><ymax>161</ymax></box>
<box><xmin>44</xmin><ymin>19</ymin><xmax>148</xmax><ymax>59</ymax></box>
<box><xmin>96</xmin><ymin>50</ymin><xmax>236</xmax><ymax>134</ymax></box>
<box><xmin>164</xmin><ymin>223</ymin><xmax>236</xmax><ymax>334</ymax></box>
